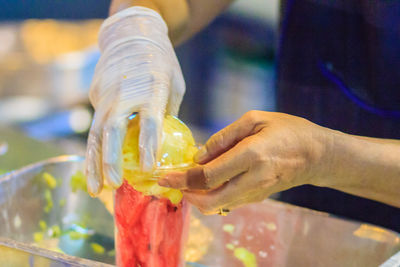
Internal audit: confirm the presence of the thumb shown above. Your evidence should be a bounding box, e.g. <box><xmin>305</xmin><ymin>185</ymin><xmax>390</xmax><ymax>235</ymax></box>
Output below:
<box><xmin>139</xmin><ymin>111</ymin><xmax>163</xmax><ymax>172</ymax></box>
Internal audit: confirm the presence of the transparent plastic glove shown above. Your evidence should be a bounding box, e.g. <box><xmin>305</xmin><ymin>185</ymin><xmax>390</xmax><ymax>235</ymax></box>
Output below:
<box><xmin>85</xmin><ymin>7</ymin><xmax>185</xmax><ymax>196</ymax></box>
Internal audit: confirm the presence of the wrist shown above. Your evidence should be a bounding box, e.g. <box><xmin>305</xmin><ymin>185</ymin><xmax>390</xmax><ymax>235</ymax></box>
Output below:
<box><xmin>110</xmin><ymin>0</ymin><xmax>161</xmax><ymax>15</ymax></box>
<box><xmin>311</xmin><ymin>129</ymin><xmax>366</xmax><ymax>189</ymax></box>
<box><xmin>99</xmin><ymin>6</ymin><xmax>169</xmax><ymax>53</ymax></box>
<box><xmin>306</xmin><ymin>126</ymin><xmax>344</xmax><ymax>188</ymax></box>
<box><xmin>311</xmin><ymin>131</ymin><xmax>400</xmax><ymax>207</ymax></box>
<box><xmin>109</xmin><ymin>0</ymin><xmax>189</xmax><ymax>44</ymax></box>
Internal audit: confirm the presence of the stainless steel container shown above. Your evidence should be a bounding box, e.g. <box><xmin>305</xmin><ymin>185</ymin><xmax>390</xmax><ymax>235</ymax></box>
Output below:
<box><xmin>0</xmin><ymin>155</ymin><xmax>114</xmax><ymax>266</ymax></box>
<box><xmin>0</xmin><ymin>155</ymin><xmax>399</xmax><ymax>266</ymax></box>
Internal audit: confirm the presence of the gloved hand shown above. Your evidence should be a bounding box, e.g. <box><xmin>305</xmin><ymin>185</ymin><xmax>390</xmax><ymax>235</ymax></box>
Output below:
<box><xmin>85</xmin><ymin>6</ymin><xmax>185</xmax><ymax>196</ymax></box>
<box><xmin>158</xmin><ymin>111</ymin><xmax>331</xmax><ymax>214</ymax></box>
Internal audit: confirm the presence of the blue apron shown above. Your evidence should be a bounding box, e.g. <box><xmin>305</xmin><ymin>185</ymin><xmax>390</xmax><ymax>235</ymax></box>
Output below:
<box><xmin>277</xmin><ymin>0</ymin><xmax>400</xmax><ymax>231</ymax></box>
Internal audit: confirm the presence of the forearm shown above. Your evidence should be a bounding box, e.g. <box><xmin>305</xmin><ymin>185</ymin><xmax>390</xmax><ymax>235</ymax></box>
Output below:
<box><xmin>316</xmin><ymin>131</ymin><xmax>400</xmax><ymax>208</ymax></box>
<box><xmin>109</xmin><ymin>0</ymin><xmax>234</xmax><ymax>45</ymax></box>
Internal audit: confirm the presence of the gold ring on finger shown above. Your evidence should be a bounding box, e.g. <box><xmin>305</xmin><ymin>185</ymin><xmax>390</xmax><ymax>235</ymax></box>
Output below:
<box><xmin>218</xmin><ymin>208</ymin><xmax>230</xmax><ymax>216</ymax></box>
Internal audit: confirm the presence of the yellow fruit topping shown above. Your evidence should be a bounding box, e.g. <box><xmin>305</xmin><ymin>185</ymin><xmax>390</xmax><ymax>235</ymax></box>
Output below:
<box><xmin>50</xmin><ymin>225</ymin><xmax>61</xmax><ymax>238</ymax></box>
<box><xmin>91</xmin><ymin>242</ymin><xmax>105</xmax><ymax>254</ymax></box>
<box><xmin>223</xmin><ymin>224</ymin><xmax>235</xmax><ymax>235</ymax></box>
<box><xmin>122</xmin><ymin>115</ymin><xmax>197</xmax><ymax>204</ymax></box>
<box><xmin>33</xmin><ymin>232</ymin><xmax>44</xmax><ymax>243</ymax></box>
<box><xmin>42</xmin><ymin>172</ymin><xmax>57</xmax><ymax>189</ymax></box>
<box><xmin>69</xmin><ymin>231</ymin><xmax>88</xmax><ymax>240</ymax></box>
<box><xmin>39</xmin><ymin>220</ymin><xmax>47</xmax><ymax>231</ymax></box>
<box><xmin>44</xmin><ymin>189</ymin><xmax>53</xmax><ymax>213</ymax></box>
<box><xmin>70</xmin><ymin>170</ymin><xmax>87</xmax><ymax>193</ymax></box>
<box><xmin>233</xmin><ymin>247</ymin><xmax>258</xmax><ymax>267</ymax></box>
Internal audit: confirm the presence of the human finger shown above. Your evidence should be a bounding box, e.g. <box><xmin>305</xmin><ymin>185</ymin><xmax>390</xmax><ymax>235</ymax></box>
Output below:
<box><xmin>138</xmin><ymin>77</ymin><xmax>169</xmax><ymax>172</ymax></box>
<box><xmin>194</xmin><ymin>110</ymin><xmax>265</xmax><ymax>164</ymax></box>
<box><xmin>165</xmin><ymin>61</ymin><xmax>185</xmax><ymax>116</ymax></box>
<box><xmin>102</xmin><ymin>112</ymin><xmax>130</xmax><ymax>188</ymax></box>
<box><xmin>159</xmin><ymin>136</ymin><xmax>260</xmax><ymax>190</ymax></box>
<box><xmin>183</xmin><ymin>172</ymin><xmax>277</xmax><ymax>215</ymax></box>
<box><xmin>85</xmin><ymin>112</ymin><xmax>105</xmax><ymax>196</ymax></box>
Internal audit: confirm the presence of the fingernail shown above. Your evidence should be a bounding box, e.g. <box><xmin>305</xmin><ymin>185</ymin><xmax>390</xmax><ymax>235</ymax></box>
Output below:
<box><xmin>141</xmin><ymin>149</ymin><xmax>155</xmax><ymax>173</ymax></box>
<box><xmin>194</xmin><ymin>146</ymin><xmax>208</xmax><ymax>163</ymax></box>
<box><xmin>158</xmin><ymin>178</ymin><xmax>170</xmax><ymax>187</ymax></box>
<box><xmin>87</xmin><ymin>176</ymin><xmax>100</xmax><ymax>196</ymax></box>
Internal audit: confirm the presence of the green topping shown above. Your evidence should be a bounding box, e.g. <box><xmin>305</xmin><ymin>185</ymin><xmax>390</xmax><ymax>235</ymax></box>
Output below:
<box><xmin>68</xmin><ymin>231</ymin><xmax>88</xmax><ymax>240</ymax></box>
<box><xmin>223</xmin><ymin>224</ymin><xmax>235</xmax><ymax>235</ymax></box>
<box><xmin>233</xmin><ymin>247</ymin><xmax>257</xmax><ymax>267</ymax></box>
<box><xmin>51</xmin><ymin>225</ymin><xmax>61</xmax><ymax>238</ymax></box>
<box><xmin>39</xmin><ymin>220</ymin><xmax>47</xmax><ymax>231</ymax></box>
<box><xmin>42</xmin><ymin>172</ymin><xmax>57</xmax><ymax>189</ymax></box>
<box><xmin>44</xmin><ymin>189</ymin><xmax>53</xmax><ymax>213</ymax></box>
<box><xmin>70</xmin><ymin>171</ymin><xmax>87</xmax><ymax>193</ymax></box>
<box><xmin>33</xmin><ymin>232</ymin><xmax>44</xmax><ymax>242</ymax></box>
<box><xmin>91</xmin><ymin>242</ymin><xmax>105</xmax><ymax>254</ymax></box>
<box><xmin>107</xmin><ymin>249</ymin><xmax>116</xmax><ymax>257</ymax></box>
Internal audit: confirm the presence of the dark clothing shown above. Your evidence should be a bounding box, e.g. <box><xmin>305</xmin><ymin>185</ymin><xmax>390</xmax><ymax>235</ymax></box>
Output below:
<box><xmin>0</xmin><ymin>0</ymin><xmax>109</xmax><ymax>20</ymax></box>
<box><xmin>277</xmin><ymin>0</ymin><xmax>400</xmax><ymax>232</ymax></box>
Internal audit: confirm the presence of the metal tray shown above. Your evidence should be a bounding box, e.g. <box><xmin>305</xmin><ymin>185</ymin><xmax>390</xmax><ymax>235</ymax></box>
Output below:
<box><xmin>0</xmin><ymin>156</ymin><xmax>399</xmax><ymax>266</ymax></box>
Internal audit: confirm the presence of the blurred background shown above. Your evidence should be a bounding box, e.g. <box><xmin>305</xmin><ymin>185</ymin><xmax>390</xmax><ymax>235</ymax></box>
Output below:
<box><xmin>0</xmin><ymin>0</ymin><xmax>278</xmax><ymax>172</ymax></box>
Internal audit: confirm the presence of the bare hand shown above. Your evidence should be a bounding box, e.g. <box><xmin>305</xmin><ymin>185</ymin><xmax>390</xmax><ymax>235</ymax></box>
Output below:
<box><xmin>158</xmin><ymin>111</ymin><xmax>331</xmax><ymax>214</ymax></box>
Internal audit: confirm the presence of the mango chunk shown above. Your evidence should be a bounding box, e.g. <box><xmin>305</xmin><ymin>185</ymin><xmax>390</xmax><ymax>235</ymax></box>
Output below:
<box><xmin>122</xmin><ymin>115</ymin><xmax>197</xmax><ymax>203</ymax></box>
